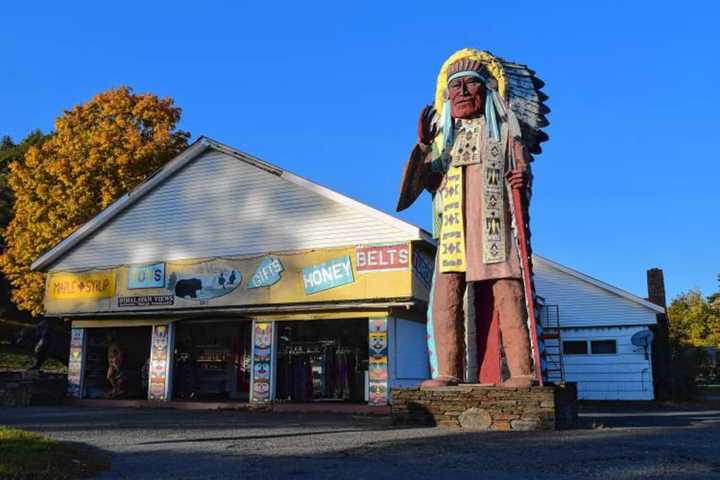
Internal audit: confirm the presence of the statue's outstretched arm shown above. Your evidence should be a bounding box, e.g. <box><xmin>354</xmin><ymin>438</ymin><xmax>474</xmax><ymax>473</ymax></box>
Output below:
<box><xmin>397</xmin><ymin>105</ymin><xmax>440</xmax><ymax>211</ymax></box>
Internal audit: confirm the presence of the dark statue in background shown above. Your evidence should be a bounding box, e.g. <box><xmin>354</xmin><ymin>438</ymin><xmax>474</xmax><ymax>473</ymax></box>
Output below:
<box><xmin>106</xmin><ymin>340</ymin><xmax>129</xmax><ymax>398</ymax></box>
<box><xmin>397</xmin><ymin>49</ymin><xmax>549</xmax><ymax>387</ymax></box>
<box><xmin>14</xmin><ymin>320</ymin><xmax>70</xmax><ymax>370</ymax></box>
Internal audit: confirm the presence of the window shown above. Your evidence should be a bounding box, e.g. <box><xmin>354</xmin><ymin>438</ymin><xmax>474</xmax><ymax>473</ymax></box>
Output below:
<box><xmin>591</xmin><ymin>340</ymin><xmax>617</xmax><ymax>354</ymax></box>
<box><xmin>563</xmin><ymin>341</ymin><xmax>588</xmax><ymax>355</ymax></box>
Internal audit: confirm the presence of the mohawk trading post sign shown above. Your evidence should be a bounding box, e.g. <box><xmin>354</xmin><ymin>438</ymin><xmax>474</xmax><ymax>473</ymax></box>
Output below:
<box><xmin>43</xmin><ymin>243</ymin><xmax>427</xmax><ymax>315</ymax></box>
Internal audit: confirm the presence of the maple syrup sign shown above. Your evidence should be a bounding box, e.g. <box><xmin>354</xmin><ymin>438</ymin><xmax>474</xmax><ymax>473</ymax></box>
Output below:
<box><xmin>355</xmin><ymin>243</ymin><xmax>410</xmax><ymax>273</ymax></box>
<box><xmin>47</xmin><ymin>272</ymin><xmax>116</xmax><ymax>300</ymax></box>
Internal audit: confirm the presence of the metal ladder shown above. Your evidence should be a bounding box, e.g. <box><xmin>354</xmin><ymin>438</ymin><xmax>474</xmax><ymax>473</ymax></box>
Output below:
<box><xmin>539</xmin><ymin>304</ymin><xmax>565</xmax><ymax>383</ymax></box>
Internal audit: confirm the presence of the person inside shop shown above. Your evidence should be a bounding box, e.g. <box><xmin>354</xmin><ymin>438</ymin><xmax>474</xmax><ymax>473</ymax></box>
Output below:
<box><xmin>106</xmin><ymin>335</ymin><xmax>128</xmax><ymax>398</ymax></box>
<box><xmin>173</xmin><ymin>333</ymin><xmax>198</xmax><ymax>399</ymax></box>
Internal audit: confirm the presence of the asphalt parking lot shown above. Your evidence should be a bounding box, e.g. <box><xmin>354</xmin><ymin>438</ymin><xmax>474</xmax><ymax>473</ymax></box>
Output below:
<box><xmin>1</xmin><ymin>405</ymin><xmax>719</xmax><ymax>480</ymax></box>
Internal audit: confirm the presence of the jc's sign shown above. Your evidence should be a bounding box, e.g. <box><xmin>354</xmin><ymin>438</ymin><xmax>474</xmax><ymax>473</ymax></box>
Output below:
<box><xmin>128</xmin><ymin>263</ymin><xmax>165</xmax><ymax>289</ymax></box>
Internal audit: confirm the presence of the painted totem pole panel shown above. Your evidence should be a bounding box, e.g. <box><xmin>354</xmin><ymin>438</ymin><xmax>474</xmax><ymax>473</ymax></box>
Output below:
<box><xmin>368</xmin><ymin>317</ymin><xmax>389</xmax><ymax>406</ymax></box>
<box><xmin>251</xmin><ymin>321</ymin><xmax>274</xmax><ymax>403</ymax></box>
<box><xmin>67</xmin><ymin>328</ymin><xmax>86</xmax><ymax>398</ymax></box>
<box><xmin>148</xmin><ymin>324</ymin><xmax>175</xmax><ymax>401</ymax></box>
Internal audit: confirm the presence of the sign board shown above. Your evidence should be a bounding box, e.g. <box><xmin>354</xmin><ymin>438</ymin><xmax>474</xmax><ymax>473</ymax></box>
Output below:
<box><xmin>118</xmin><ymin>295</ymin><xmax>174</xmax><ymax>307</ymax></box>
<box><xmin>43</xmin><ymin>243</ymin><xmax>425</xmax><ymax>315</ymax></box>
<box><xmin>413</xmin><ymin>249</ymin><xmax>434</xmax><ymax>291</ymax></box>
<box><xmin>47</xmin><ymin>272</ymin><xmax>115</xmax><ymax>300</ymax></box>
<box><xmin>128</xmin><ymin>263</ymin><xmax>165</xmax><ymax>289</ymax></box>
<box><xmin>356</xmin><ymin>243</ymin><xmax>409</xmax><ymax>273</ymax></box>
<box><xmin>248</xmin><ymin>257</ymin><xmax>284</xmax><ymax>288</ymax></box>
<box><xmin>302</xmin><ymin>256</ymin><xmax>354</xmax><ymax>294</ymax></box>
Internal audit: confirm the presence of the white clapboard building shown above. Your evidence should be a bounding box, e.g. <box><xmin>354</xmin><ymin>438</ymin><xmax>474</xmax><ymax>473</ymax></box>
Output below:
<box><xmin>534</xmin><ymin>256</ymin><xmax>663</xmax><ymax>401</ymax></box>
<box><xmin>34</xmin><ymin>137</ymin><xmax>663</xmax><ymax>404</ymax></box>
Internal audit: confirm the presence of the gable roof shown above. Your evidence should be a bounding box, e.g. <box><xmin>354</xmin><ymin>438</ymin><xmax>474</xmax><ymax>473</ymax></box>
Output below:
<box><xmin>31</xmin><ymin>137</ymin><xmax>433</xmax><ymax>272</ymax></box>
<box><xmin>30</xmin><ymin>137</ymin><xmax>664</xmax><ymax>319</ymax></box>
<box><xmin>534</xmin><ymin>255</ymin><xmax>665</xmax><ymax>315</ymax></box>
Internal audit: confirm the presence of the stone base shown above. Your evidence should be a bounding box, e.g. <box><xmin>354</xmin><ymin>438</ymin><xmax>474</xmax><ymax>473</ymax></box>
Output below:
<box><xmin>0</xmin><ymin>372</ymin><xmax>66</xmax><ymax>407</ymax></box>
<box><xmin>391</xmin><ymin>382</ymin><xmax>577</xmax><ymax>431</ymax></box>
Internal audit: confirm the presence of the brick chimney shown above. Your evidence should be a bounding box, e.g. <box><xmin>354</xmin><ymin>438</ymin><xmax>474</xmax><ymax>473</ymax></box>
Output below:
<box><xmin>647</xmin><ymin>268</ymin><xmax>667</xmax><ymax>308</ymax></box>
<box><xmin>646</xmin><ymin>267</ymin><xmax>670</xmax><ymax>400</ymax></box>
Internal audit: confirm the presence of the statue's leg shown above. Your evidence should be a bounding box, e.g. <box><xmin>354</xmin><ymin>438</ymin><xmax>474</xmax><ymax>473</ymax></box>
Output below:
<box><xmin>422</xmin><ymin>271</ymin><xmax>465</xmax><ymax>387</ymax></box>
<box><xmin>31</xmin><ymin>340</ymin><xmax>47</xmax><ymax>370</ymax></box>
<box><xmin>426</xmin><ymin>271</ymin><xmax>439</xmax><ymax>379</ymax></box>
<box><xmin>474</xmin><ymin>281</ymin><xmax>503</xmax><ymax>384</ymax></box>
<box><xmin>494</xmin><ymin>279</ymin><xmax>533</xmax><ymax>387</ymax></box>
<box><xmin>30</xmin><ymin>356</ymin><xmax>41</xmax><ymax>370</ymax></box>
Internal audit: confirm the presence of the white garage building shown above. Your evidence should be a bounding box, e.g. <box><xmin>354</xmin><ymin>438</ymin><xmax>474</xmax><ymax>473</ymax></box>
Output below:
<box><xmin>534</xmin><ymin>256</ymin><xmax>663</xmax><ymax>401</ymax></box>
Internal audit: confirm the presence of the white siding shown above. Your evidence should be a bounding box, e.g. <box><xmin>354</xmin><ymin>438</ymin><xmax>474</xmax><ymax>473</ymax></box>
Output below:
<box><xmin>51</xmin><ymin>151</ymin><xmax>415</xmax><ymax>271</ymax></box>
<box><xmin>550</xmin><ymin>326</ymin><xmax>654</xmax><ymax>401</ymax></box>
<box><xmin>534</xmin><ymin>258</ymin><xmax>658</xmax><ymax>328</ymax></box>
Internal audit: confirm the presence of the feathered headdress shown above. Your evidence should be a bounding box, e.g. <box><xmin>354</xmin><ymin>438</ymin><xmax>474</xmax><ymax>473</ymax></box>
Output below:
<box><xmin>434</xmin><ymin>49</ymin><xmax>550</xmax><ymax>157</ymax></box>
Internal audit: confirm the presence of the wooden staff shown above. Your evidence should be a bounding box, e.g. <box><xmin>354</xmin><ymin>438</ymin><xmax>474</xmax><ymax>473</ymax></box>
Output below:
<box><xmin>509</xmin><ymin>149</ymin><xmax>544</xmax><ymax>386</ymax></box>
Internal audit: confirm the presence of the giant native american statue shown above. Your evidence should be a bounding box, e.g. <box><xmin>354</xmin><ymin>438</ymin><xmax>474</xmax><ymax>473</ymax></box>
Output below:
<box><xmin>397</xmin><ymin>49</ymin><xmax>549</xmax><ymax>388</ymax></box>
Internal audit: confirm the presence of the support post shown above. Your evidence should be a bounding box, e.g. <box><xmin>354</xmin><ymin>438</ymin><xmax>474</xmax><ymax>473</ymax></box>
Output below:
<box><xmin>250</xmin><ymin>320</ymin><xmax>275</xmax><ymax>403</ymax></box>
<box><xmin>148</xmin><ymin>323</ymin><xmax>175</xmax><ymax>401</ymax></box>
<box><xmin>368</xmin><ymin>317</ymin><xmax>389</xmax><ymax>406</ymax></box>
<box><xmin>67</xmin><ymin>328</ymin><xmax>86</xmax><ymax>398</ymax></box>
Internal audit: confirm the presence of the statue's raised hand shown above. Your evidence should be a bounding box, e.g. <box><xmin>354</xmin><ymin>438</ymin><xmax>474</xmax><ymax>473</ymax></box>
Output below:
<box><xmin>417</xmin><ymin>105</ymin><xmax>438</xmax><ymax>146</ymax></box>
<box><xmin>398</xmin><ymin>105</ymin><xmax>437</xmax><ymax>211</ymax></box>
<box><xmin>506</xmin><ymin>169</ymin><xmax>528</xmax><ymax>190</ymax></box>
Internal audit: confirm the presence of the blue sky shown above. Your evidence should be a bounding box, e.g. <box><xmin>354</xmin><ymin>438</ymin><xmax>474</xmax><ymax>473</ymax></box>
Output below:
<box><xmin>2</xmin><ymin>1</ymin><xmax>718</xmax><ymax>301</ymax></box>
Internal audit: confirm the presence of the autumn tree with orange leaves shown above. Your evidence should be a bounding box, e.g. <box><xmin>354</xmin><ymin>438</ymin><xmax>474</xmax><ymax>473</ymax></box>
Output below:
<box><xmin>1</xmin><ymin>87</ymin><xmax>189</xmax><ymax>315</ymax></box>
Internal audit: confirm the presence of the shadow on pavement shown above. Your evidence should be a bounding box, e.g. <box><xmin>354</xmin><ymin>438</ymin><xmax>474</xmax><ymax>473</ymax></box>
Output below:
<box><xmin>92</xmin><ymin>420</ymin><xmax>720</xmax><ymax>480</ymax></box>
<box><xmin>4</xmin><ymin>405</ymin><xmax>720</xmax><ymax>480</ymax></box>
<box><xmin>0</xmin><ymin>407</ymin><xmax>392</xmax><ymax>434</ymax></box>
<box><xmin>136</xmin><ymin>427</ymin><xmax>394</xmax><ymax>445</ymax></box>
<box><xmin>580</xmin><ymin>407</ymin><xmax>720</xmax><ymax>428</ymax></box>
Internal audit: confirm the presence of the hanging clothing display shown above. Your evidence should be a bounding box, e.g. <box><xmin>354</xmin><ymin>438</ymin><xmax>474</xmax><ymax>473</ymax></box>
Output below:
<box><xmin>275</xmin><ymin>319</ymin><xmax>368</xmax><ymax>403</ymax></box>
<box><xmin>276</xmin><ymin>343</ymin><xmax>361</xmax><ymax>402</ymax></box>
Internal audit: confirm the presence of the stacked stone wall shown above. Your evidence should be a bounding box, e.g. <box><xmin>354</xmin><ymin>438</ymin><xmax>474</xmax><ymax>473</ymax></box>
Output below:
<box><xmin>391</xmin><ymin>383</ymin><xmax>577</xmax><ymax>431</ymax></box>
<box><xmin>0</xmin><ymin>372</ymin><xmax>66</xmax><ymax>407</ymax></box>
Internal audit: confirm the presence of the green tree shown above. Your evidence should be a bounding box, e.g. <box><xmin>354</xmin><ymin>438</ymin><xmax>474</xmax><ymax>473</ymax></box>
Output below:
<box><xmin>668</xmin><ymin>288</ymin><xmax>720</xmax><ymax>347</ymax></box>
<box><xmin>1</xmin><ymin>87</ymin><xmax>189</xmax><ymax>315</ymax></box>
<box><xmin>0</xmin><ymin>131</ymin><xmax>49</xmax><ymax>324</ymax></box>
<box><xmin>666</xmin><ymin>280</ymin><xmax>720</xmax><ymax>399</ymax></box>
<box><xmin>0</xmin><ymin>131</ymin><xmax>47</xmax><ymax>235</ymax></box>
<box><xmin>708</xmin><ymin>275</ymin><xmax>720</xmax><ymax>307</ymax></box>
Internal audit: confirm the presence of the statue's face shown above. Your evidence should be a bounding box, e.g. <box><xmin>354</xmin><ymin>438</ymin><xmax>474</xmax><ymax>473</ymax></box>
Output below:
<box><xmin>448</xmin><ymin>75</ymin><xmax>485</xmax><ymax>119</ymax></box>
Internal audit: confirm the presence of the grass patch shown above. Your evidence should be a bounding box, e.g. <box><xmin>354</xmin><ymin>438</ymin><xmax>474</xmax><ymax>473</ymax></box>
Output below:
<box><xmin>0</xmin><ymin>426</ymin><xmax>110</xmax><ymax>480</ymax></box>
<box><xmin>0</xmin><ymin>341</ymin><xmax>66</xmax><ymax>373</ymax></box>
<box><xmin>0</xmin><ymin>320</ymin><xmax>66</xmax><ymax>373</ymax></box>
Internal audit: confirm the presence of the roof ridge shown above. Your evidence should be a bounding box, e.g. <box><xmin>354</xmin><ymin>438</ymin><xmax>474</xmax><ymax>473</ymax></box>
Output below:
<box><xmin>32</xmin><ymin>136</ymin><xmax>432</xmax><ymax>271</ymax></box>
<box><xmin>533</xmin><ymin>255</ymin><xmax>665</xmax><ymax>314</ymax></box>
<box><xmin>202</xmin><ymin>137</ymin><xmax>433</xmax><ymax>242</ymax></box>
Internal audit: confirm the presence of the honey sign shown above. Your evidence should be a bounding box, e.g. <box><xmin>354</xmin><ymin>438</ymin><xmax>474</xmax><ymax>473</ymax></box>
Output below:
<box><xmin>47</xmin><ymin>272</ymin><xmax>116</xmax><ymax>300</ymax></box>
